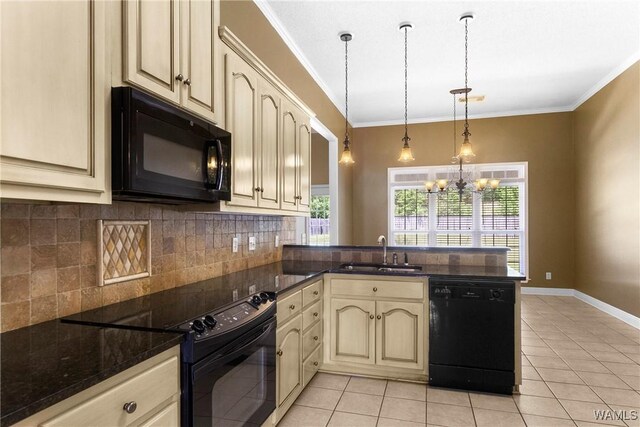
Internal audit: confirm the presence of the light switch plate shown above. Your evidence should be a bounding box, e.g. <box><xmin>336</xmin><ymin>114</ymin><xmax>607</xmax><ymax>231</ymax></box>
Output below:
<box><xmin>275</xmin><ymin>235</ymin><xmax>280</xmax><ymax>247</ymax></box>
<box><xmin>545</xmin><ymin>272</ymin><xmax>552</xmax><ymax>280</ymax></box>
<box><xmin>232</xmin><ymin>237</ymin><xmax>239</xmax><ymax>253</ymax></box>
<box><xmin>249</xmin><ymin>236</ymin><xmax>256</xmax><ymax>251</ymax></box>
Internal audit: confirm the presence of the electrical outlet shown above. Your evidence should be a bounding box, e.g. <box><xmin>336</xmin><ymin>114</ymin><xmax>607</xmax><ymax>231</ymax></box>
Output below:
<box><xmin>545</xmin><ymin>272</ymin><xmax>552</xmax><ymax>280</ymax></box>
<box><xmin>232</xmin><ymin>237</ymin><xmax>239</xmax><ymax>253</ymax></box>
<box><xmin>249</xmin><ymin>285</ymin><xmax>256</xmax><ymax>295</ymax></box>
<box><xmin>249</xmin><ymin>236</ymin><xmax>256</xmax><ymax>251</ymax></box>
<box><xmin>275</xmin><ymin>235</ymin><xmax>280</xmax><ymax>247</ymax></box>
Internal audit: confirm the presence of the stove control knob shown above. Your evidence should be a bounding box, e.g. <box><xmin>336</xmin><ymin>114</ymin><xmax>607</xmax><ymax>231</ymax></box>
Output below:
<box><xmin>259</xmin><ymin>292</ymin><xmax>270</xmax><ymax>303</ymax></box>
<box><xmin>251</xmin><ymin>295</ymin><xmax>262</xmax><ymax>305</ymax></box>
<box><xmin>191</xmin><ymin>319</ymin><xmax>206</xmax><ymax>334</ymax></box>
<box><xmin>203</xmin><ymin>315</ymin><xmax>217</xmax><ymax>328</ymax></box>
<box><xmin>491</xmin><ymin>289</ymin><xmax>502</xmax><ymax>299</ymax></box>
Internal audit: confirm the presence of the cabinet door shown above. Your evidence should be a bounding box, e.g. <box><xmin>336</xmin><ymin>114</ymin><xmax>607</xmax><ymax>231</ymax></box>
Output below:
<box><xmin>276</xmin><ymin>316</ymin><xmax>302</xmax><ymax>407</ymax></box>
<box><xmin>138</xmin><ymin>401</ymin><xmax>179</xmax><ymax>427</ymax></box>
<box><xmin>280</xmin><ymin>101</ymin><xmax>298</xmax><ymax>211</ymax></box>
<box><xmin>180</xmin><ymin>0</ymin><xmax>220</xmax><ymax>123</ymax></box>
<box><xmin>224</xmin><ymin>51</ymin><xmax>259</xmax><ymax>207</ymax></box>
<box><xmin>330</xmin><ymin>299</ymin><xmax>375</xmax><ymax>365</ymax></box>
<box><xmin>124</xmin><ymin>0</ymin><xmax>180</xmax><ymax>103</ymax></box>
<box><xmin>376</xmin><ymin>301</ymin><xmax>424</xmax><ymax>370</ymax></box>
<box><xmin>0</xmin><ymin>0</ymin><xmax>109</xmax><ymax>203</ymax></box>
<box><xmin>297</xmin><ymin>121</ymin><xmax>311</xmax><ymax>212</ymax></box>
<box><xmin>257</xmin><ymin>81</ymin><xmax>281</xmax><ymax>209</ymax></box>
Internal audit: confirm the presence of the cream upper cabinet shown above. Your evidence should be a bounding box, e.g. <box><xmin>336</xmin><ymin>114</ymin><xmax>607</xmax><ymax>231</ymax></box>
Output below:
<box><xmin>276</xmin><ymin>316</ymin><xmax>302</xmax><ymax>408</ymax></box>
<box><xmin>376</xmin><ymin>301</ymin><xmax>425</xmax><ymax>370</ymax></box>
<box><xmin>297</xmin><ymin>120</ymin><xmax>312</xmax><ymax>213</ymax></box>
<box><xmin>124</xmin><ymin>0</ymin><xmax>221</xmax><ymax>123</ymax></box>
<box><xmin>257</xmin><ymin>80</ymin><xmax>281</xmax><ymax>210</ymax></box>
<box><xmin>124</xmin><ymin>0</ymin><xmax>181</xmax><ymax>103</ymax></box>
<box><xmin>224</xmin><ymin>50</ymin><xmax>259</xmax><ymax>208</ymax></box>
<box><xmin>0</xmin><ymin>0</ymin><xmax>110</xmax><ymax>204</ymax></box>
<box><xmin>330</xmin><ymin>298</ymin><xmax>376</xmax><ymax>365</ymax></box>
<box><xmin>281</xmin><ymin>101</ymin><xmax>299</xmax><ymax>212</ymax></box>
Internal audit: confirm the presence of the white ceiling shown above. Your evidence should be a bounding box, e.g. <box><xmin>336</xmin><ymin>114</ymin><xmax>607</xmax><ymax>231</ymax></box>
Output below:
<box><xmin>258</xmin><ymin>0</ymin><xmax>640</xmax><ymax>127</ymax></box>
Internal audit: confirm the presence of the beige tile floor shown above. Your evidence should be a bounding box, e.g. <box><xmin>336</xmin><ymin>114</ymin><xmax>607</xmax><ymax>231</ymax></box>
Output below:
<box><xmin>280</xmin><ymin>295</ymin><xmax>640</xmax><ymax>426</ymax></box>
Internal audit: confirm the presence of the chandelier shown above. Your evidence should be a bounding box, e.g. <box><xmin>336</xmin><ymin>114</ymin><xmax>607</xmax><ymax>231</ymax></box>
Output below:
<box><xmin>397</xmin><ymin>23</ymin><xmax>415</xmax><ymax>162</ymax></box>
<box><xmin>424</xmin><ymin>13</ymin><xmax>500</xmax><ymax>196</ymax></box>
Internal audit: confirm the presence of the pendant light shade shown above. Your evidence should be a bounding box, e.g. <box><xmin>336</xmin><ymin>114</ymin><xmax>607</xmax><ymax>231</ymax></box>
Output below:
<box><xmin>457</xmin><ymin>13</ymin><xmax>476</xmax><ymax>162</ymax></box>
<box><xmin>397</xmin><ymin>23</ymin><xmax>415</xmax><ymax>162</ymax></box>
<box><xmin>339</xmin><ymin>32</ymin><xmax>355</xmax><ymax>165</ymax></box>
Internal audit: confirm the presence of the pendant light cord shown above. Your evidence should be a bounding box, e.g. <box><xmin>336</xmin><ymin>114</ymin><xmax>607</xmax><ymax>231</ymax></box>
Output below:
<box><xmin>463</xmin><ymin>18</ymin><xmax>470</xmax><ymax>138</ymax></box>
<box><xmin>403</xmin><ymin>26</ymin><xmax>409</xmax><ymax>142</ymax></box>
<box><xmin>344</xmin><ymin>37</ymin><xmax>349</xmax><ymax>143</ymax></box>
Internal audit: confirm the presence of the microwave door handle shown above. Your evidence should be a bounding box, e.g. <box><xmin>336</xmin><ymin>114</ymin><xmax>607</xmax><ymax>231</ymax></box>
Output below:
<box><xmin>215</xmin><ymin>139</ymin><xmax>224</xmax><ymax>191</ymax></box>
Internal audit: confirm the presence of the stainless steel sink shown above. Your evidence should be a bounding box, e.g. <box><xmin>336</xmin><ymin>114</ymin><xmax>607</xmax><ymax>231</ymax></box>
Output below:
<box><xmin>338</xmin><ymin>263</ymin><xmax>423</xmax><ymax>273</ymax></box>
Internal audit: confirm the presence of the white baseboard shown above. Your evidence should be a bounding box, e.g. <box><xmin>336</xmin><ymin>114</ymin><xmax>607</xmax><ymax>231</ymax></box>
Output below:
<box><xmin>521</xmin><ymin>287</ymin><xmax>574</xmax><ymax>296</ymax></box>
<box><xmin>522</xmin><ymin>287</ymin><xmax>640</xmax><ymax>329</ymax></box>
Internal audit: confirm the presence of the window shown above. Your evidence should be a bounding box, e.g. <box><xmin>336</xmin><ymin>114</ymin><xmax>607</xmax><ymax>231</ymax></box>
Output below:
<box><xmin>388</xmin><ymin>163</ymin><xmax>527</xmax><ymax>274</ymax></box>
<box><xmin>309</xmin><ymin>186</ymin><xmax>330</xmax><ymax>246</ymax></box>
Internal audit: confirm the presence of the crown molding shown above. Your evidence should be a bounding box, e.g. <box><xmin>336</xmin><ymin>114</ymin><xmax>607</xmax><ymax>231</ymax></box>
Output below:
<box><xmin>252</xmin><ymin>0</ymin><xmax>345</xmax><ymax>117</ymax></box>
<box><xmin>570</xmin><ymin>50</ymin><xmax>640</xmax><ymax>110</ymax></box>
<box><xmin>352</xmin><ymin>106</ymin><xmax>575</xmax><ymax>128</ymax></box>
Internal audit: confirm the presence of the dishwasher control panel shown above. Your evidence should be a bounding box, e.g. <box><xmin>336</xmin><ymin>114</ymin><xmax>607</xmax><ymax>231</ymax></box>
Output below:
<box><xmin>429</xmin><ymin>280</ymin><xmax>514</xmax><ymax>303</ymax></box>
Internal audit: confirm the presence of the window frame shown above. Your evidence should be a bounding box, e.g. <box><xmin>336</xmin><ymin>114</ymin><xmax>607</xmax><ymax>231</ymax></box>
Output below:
<box><xmin>308</xmin><ymin>185</ymin><xmax>331</xmax><ymax>246</ymax></box>
<box><xmin>387</xmin><ymin>162</ymin><xmax>529</xmax><ymax>278</ymax></box>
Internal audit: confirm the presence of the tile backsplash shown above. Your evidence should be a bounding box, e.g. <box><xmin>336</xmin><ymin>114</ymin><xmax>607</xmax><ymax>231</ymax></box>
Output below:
<box><xmin>0</xmin><ymin>202</ymin><xmax>295</xmax><ymax>332</ymax></box>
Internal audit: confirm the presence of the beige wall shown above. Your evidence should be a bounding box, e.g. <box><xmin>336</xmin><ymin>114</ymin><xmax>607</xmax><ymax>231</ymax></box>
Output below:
<box><xmin>311</xmin><ymin>133</ymin><xmax>329</xmax><ymax>185</ymax></box>
<box><xmin>574</xmin><ymin>62</ymin><xmax>640</xmax><ymax>317</ymax></box>
<box><xmin>220</xmin><ymin>0</ymin><xmax>353</xmax><ymax>244</ymax></box>
<box><xmin>352</xmin><ymin>113</ymin><xmax>575</xmax><ymax>288</ymax></box>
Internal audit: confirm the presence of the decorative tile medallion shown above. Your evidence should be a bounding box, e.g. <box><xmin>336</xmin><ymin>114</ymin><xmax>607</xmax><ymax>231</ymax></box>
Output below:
<box><xmin>98</xmin><ymin>220</ymin><xmax>151</xmax><ymax>286</ymax></box>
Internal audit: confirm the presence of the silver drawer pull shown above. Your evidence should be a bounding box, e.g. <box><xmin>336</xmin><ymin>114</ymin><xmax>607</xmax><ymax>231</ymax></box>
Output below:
<box><xmin>313</xmin><ymin>336</ymin><xmax>319</xmax><ymax>341</ymax></box>
<box><xmin>369</xmin><ymin>314</ymin><xmax>374</xmax><ymax>319</ymax></box>
<box><xmin>373</xmin><ymin>287</ymin><xmax>378</xmax><ymax>292</ymax></box>
<box><xmin>313</xmin><ymin>312</ymin><xmax>319</xmax><ymax>317</ymax></box>
<box><xmin>123</xmin><ymin>401</ymin><xmax>137</xmax><ymax>414</ymax></box>
<box><xmin>377</xmin><ymin>315</ymin><xmax>382</xmax><ymax>320</ymax></box>
<box><xmin>277</xmin><ymin>350</ymin><xmax>283</xmax><ymax>356</ymax></box>
<box><xmin>289</xmin><ymin>304</ymin><xmax>296</xmax><ymax>310</ymax></box>
<box><xmin>313</xmin><ymin>291</ymin><xmax>319</xmax><ymax>295</ymax></box>
<box><xmin>313</xmin><ymin>361</ymin><xmax>319</xmax><ymax>366</ymax></box>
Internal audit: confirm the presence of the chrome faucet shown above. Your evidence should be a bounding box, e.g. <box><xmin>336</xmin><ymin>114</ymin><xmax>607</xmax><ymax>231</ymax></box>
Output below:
<box><xmin>377</xmin><ymin>235</ymin><xmax>387</xmax><ymax>265</ymax></box>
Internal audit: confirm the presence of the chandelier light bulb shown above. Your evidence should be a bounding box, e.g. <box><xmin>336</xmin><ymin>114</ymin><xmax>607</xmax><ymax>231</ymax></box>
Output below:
<box><xmin>437</xmin><ymin>179</ymin><xmax>449</xmax><ymax>191</ymax></box>
<box><xmin>489</xmin><ymin>179</ymin><xmax>500</xmax><ymax>189</ymax></box>
<box><xmin>424</xmin><ymin>181</ymin><xmax>435</xmax><ymax>192</ymax></box>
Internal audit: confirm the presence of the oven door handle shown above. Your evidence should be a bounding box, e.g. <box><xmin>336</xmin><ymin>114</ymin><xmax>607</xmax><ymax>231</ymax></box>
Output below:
<box><xmin>214</xmin><ymin>139</ymin><xmax>224</xmax><ymax>191</ymax></box>
<box><xmin>193</xmin><ymin>318</ymin><xmax>276</xmax><ymax>377</ymax></box>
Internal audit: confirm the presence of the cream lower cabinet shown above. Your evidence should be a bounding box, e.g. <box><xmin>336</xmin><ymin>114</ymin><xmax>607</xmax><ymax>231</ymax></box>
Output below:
<box><xmin>324</xmin><ymin>275</ymin><xmax>427</xmax><ymax>380</ymax></box>
<box><xmin>0</xmin><ymin>0</ymin><xmax>110</xmax><ymax>204</ymax></box>
<box><xmin>15</xmin><ymin>346</ymin><xmax>180</xmax><ymax>427</ymax></box>
<box><xmin>123</xmin><ymin>0</ymin><xmax>222</xmax><ymax>123</ymax></box>
<box><xmin>274</xmin><ymin>280</ymin><xmax>323</xmax><ymax>423</ymax></box>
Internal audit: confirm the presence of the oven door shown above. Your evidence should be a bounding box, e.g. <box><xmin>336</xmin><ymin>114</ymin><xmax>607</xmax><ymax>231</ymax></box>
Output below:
<box><xmin>188</xmin><ymin>317</ymin><xmax>276</xmax><ymax>427</ymax></box>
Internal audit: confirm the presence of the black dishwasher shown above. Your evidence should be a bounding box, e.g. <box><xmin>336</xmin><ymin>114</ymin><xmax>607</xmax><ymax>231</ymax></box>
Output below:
<box><xmin>429</xmin><ymin>278</ymin><xmax>515</xmax><ymax>394</ymax></box>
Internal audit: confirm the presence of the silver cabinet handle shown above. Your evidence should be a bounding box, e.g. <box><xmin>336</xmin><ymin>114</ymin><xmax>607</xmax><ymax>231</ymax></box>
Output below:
<box><xmin>373</xmin><ymin>287</ymin><xmax>378</xmax><ymax>292</ymax></box>
<box><xmin>277</xmin><ymin>350</ymin><xmax>283</xmax><ymax>356</ymax></box>
<box><xmin>123</xmin><ymin>401</ymin><xmax>137</xmax><ymax>414</ymax></box>
<box><xmin>369</xmin><ymin>314</ymin><xmax>374</xmax><ymax>319</ymax></box>
<box><xmin>313</xmin><ymin>336</ymin><xmax>319</xmax><ymax>341</ymax></box>
<box><xmin>313</xmin><ymin>312</ymin><xmax>319</xmax><ymax>317</ymax></box>
<box><xmin>313</xmin><ymin>291</ymin><xmax>319</xmax><ymax>295</ymax></box>
<box><xmin>184</xmin><ymin>78</ymin><xmax>191</xmax><ymax>86</ymax></box>
<box><xmin>175</xmin><ymin>74</ymin><xmax>184</xmax><ymax>82</ymax></box>
<box><xmin>377</xmin><ymin>315</ymin><xmax>382</xmax><ymax>320</ymax></box>
<box><xmin>255</xmin><ymin>187</ymin><xmax>261</xmax><ymax>192</ymax></box>
<box><xmin>313</xmin><ymin>361</ymin><xmax>319</xmax><ymax>366</ymax></box>
<box><xmin>289</xmin><ymin>304</ymin><xmax>295</xmax><ymax>310</ymax></box>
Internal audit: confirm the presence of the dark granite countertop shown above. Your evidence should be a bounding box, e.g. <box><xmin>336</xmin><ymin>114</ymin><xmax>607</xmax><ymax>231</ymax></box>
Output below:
<box><xmin>62</xmin><ymin>260</ymin><xmax>524</xmax><ymax>331</ymax></box>
<box><xmin>2</xmin><ymin>260</ymin><xmax>524</xmax><ymax>426</ymax></box>
<box><xmin>0</xmin><ymin>321</ymin><xmax>182</xmax><ymax>427</ymax></box>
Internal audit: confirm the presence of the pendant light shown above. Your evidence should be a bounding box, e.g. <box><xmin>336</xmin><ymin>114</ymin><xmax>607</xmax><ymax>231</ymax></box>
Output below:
<box><xmin>458</xmin><ymin>13</ymin><xmax>475</xmax><ymax>162</ymax></box>
<box><xmin>397</xmin><ymin>23</ymin><xmax>415</xmax><ymax>162</ymax></box>
<box><xmin>339</xmin><ymin>32</ymin><xmax>354</xmax><ymax>165</ymax></box>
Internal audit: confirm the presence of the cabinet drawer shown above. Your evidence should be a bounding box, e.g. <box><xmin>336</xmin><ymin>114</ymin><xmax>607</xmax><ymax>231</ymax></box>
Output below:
<box><xmin>302</xmin><ymin>300</ymin><xmax>322</xmax><ymax>331</ymax></box>
<box><xmin>278</xmin><ymin>290</ymin><xmax>302</xmax><ymax>326</ymax></box>
<box><xmin>302</xmin><ymin>280</ymin><xmax>322</xmax><ymax>307</ymax></box>
<box><xmin>303</xmin><ymin>346</ymin><xmax>321</xmax><ymax>388</ymax></box>
<box><xmin>42</xmin><ymin>355</ymin><xmax>179</xmax><ymax>427</ymax></box>
<box><xmin>331</xmin><ymin>279</ymin><xmax>424</xmax><ymax>300</ymax></box>
<box><xmin>303</xmin><ymin>321</ymin><xmax>322</xmax><ymax>360</ymax></box>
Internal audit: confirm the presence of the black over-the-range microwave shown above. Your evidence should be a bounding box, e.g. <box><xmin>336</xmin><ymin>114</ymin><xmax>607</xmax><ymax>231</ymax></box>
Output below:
<box><xmin>111</xmin><ymin>87</ymin><xmax>231</xmax><ymax>203</ymax></box>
